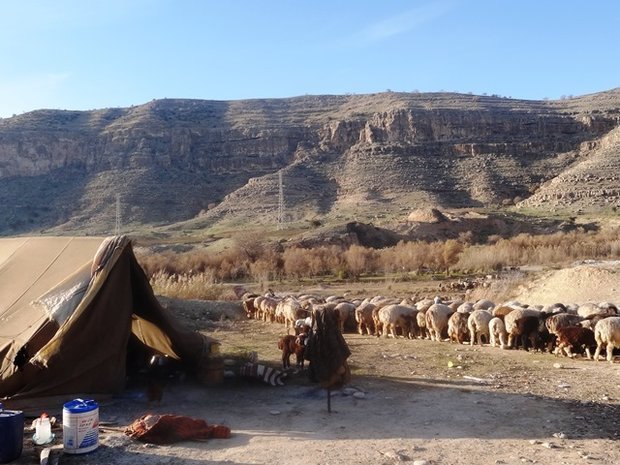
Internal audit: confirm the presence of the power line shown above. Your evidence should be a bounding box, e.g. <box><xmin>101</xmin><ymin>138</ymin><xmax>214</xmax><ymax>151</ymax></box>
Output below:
<box><xmin>115</xmin><ymin>194</ymin><xmax>121</xmax><ymax>236</ymax></box>
<box><xmin>277</xmin><ymin>171</ymin><xmax>284</xmax><ymax>230</ymax></box>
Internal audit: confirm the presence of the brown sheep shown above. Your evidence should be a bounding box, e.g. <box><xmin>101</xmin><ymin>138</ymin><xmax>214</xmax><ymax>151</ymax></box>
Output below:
<box><xmin>448</xmin><ymin>311</ymin><xmax>470</xmax><ymax>344</ymax></box>
<box><xmin>277</xmin><ymin>334</ymin><xmax>307</xmax><ymax>370</ymax></box>
<box><xmin>554</xmin><ymin>326</ymin><xmax>596</xmax><ymax>359</ymax></box>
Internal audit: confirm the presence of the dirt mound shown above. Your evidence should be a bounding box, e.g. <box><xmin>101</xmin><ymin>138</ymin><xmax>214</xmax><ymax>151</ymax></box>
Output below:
<box><xmin>513</xmin><ymin>260</ymin><xmax>620</xmax><ymax>305</ymax></box>
<box><xmin>407</xmin><ymin>207</ymin><xmax>448</xmax><ymax>223</ymax></box>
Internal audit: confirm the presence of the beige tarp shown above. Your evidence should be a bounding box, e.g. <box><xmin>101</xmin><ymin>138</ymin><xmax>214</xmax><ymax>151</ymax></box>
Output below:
<box><xmin>0</xmin><ymin>236</ymin><xmax>212</xmax><ymax>400</ymax></box>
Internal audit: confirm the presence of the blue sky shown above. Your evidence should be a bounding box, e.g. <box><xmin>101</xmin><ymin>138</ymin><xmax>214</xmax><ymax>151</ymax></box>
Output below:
<box><xmin>1</xmin><ymin>0</ymin><xmax>619</xmax><ymax>117</ymax></box>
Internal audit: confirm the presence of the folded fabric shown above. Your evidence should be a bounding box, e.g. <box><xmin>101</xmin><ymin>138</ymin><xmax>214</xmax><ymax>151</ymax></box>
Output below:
<box><xmin>125</xmin><ymin>414</ymin><xmax>231</xmax><ymax>444</ymax></box>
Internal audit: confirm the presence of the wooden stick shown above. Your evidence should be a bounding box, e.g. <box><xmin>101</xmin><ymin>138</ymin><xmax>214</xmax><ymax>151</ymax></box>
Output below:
<box><xmin>327</xmin><ymin>388</ymin><xmax>331</xmax><ymax>413</ymax></box>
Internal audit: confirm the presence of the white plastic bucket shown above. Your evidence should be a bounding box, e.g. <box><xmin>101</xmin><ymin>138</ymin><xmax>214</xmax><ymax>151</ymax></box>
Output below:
<box><xmin>62</xmin><ymin>399</ymin><xmax>99</xmax><ymax>454</ymax></box>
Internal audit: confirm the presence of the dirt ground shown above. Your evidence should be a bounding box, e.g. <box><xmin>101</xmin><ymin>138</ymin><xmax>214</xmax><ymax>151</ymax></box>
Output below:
<box><xmin>14</xmin><ymin>265</ymin><xmax>620</xmax><ymax>465</ymax></box>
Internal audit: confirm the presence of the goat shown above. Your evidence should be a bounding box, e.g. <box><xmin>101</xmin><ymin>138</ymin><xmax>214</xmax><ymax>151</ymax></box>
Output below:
<box><xmin>277</xmin><ymin>334</ymin><xmax>307</xmax><ymax>370</ymax></box>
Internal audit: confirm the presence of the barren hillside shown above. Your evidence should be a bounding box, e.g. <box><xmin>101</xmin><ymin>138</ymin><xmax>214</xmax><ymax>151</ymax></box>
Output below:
<box><xmin>0</xmin><ymin>89</ymin><xmax>619</xmax><ymax>236</ymax></box>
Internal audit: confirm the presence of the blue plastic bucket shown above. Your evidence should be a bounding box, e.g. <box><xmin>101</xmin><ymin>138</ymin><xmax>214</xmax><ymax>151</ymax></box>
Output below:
<box><xmin>0</xmin><ymin>403</ymin><xmax>24</xmax><ymax>463</ymax></box>
<box><xmin>62</xmin><ymin>399</ymin><xmax>99</xmax><ymax>454</ymax></box>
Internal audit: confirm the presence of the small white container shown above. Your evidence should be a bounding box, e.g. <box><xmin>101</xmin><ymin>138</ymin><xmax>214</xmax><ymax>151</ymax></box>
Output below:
<box><xmin>34</xmin><ymin>415</ymin><xmax>52</xmax><ymax>444</ymax></box>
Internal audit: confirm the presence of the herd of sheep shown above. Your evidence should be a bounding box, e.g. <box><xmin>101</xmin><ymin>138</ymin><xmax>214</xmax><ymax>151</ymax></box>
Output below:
<box><xmin>241</xmin><ymin>291</ymin><xmax>620</xmax><ymax>363</ymax></box>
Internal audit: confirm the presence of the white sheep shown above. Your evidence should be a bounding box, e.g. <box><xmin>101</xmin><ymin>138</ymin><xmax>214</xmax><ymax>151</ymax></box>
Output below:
<box><xmin>355</xmin><ymin>300</ymin><xmax>376</xmax><ymax>336</ymax></box>
<box><xmin>472</xmin><ymin>299</ymin><xmax>495</xmax><ymax>311</ymax></box>
<box><xmin>593</xmin><ymin>316</ymin><xmax>620</xmax><ymax>362</ymax></box>
<box><xmin>425</xmin><ymin>303</ymin><xmax>453</xmax><ymax>342</ymax></box>
<box><xmin>489</xmin><ymin>317</ymin><xmax>508</xmax><ymax>349</ymax></box>
<box><xmin>468</xmin><ymin>309</ymin><xmax>493</xmax><ymax>346</ymax></box>
<box><xmin>416</xmin><ymin>309</ymin><xmax>429</xmax><ymax>339</ymax></box>
<box><xmin>334</xmin><ymin>301</ymin><xmax>356</xmax><ymax>332</ymax></box>
<box><xmin>377</xmin><ymin>304</ymin><xmax>415</xmax><ymax>338</ymax></box>
<box><xmin>457</xmin><ymin>302</ymin><xmax>473</xmax><ymax>313</ymax></box>
<box><xmin>577</xmin><ymin>302</ymin><xmax>616</xmax><ymax>319</ymax></box>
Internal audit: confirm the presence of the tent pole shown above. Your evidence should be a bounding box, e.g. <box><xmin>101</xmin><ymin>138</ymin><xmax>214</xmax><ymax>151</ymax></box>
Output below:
<box><xmin>327</xmin><ymin>388</ymin><xmax>331</xmax><ymax>413</ymax></box>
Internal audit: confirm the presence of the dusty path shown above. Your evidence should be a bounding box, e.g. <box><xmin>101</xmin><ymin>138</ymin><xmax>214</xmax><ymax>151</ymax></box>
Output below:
<box><xmin>16</xmin><ymin>319</ymin><xmax>620</xmax><ymax>465</ymax></box>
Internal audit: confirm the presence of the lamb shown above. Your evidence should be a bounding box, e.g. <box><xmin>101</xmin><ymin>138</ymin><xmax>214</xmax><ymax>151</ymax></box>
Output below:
<box><xmin>277</xmin><ymin>334</ymin><xmax>307</xmax><ymax>370</ymax></box>
<box><xmin>467</xmin><ymin>309</ymin><xmax>493</xmax><ymax>346</ymax></box>
<box><xmin>447</xmin><ymin>311</ymin><xmax>470</xmax><ymax>344</ymax></box>
<box><xmin>554</xmin><ymin>326</ymin><xmax>596</xmax><ymax>359</ymax></box>
<box><xmin>425</xmin><ymin>303</ymin><xmax>454</xmax><ymax>342</ymax></box>
<box><xmin>593</xmin><ymin>316</ymin><xmax>620</xmax><ymax>362</ymax></box>
<box><xmin>488</xmin><ymin>317</ymin><xmax>508</xmax><ymax>349</ymax></box>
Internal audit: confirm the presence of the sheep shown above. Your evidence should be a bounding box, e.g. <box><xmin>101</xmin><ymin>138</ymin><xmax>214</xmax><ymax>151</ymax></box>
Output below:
<box><xmin>554</xmin><ymin>326</ymin><xmax>596</xmax><ymax>359</ymax></box>
<box><xmin>259</xmin><ymin>296</ymin><xmax>279</xmax><ymax>323</ymax></box>
<box><xmin>489</xmin><ymin>317</ymin><xmax>508</xmax><ymax>349</ymax></box>
<box><xmin>416</xmin><ymin>309</ymin><xmax>430</xmax><ymax>339</ymax></box>
<box><xmin>504</xmin><ymin>307</ymin><xmax>540</xmax><ymax>348</ymax></box>
<box><xmin>468</xmin><ymin>309</ymin><xmax>493</xmax><ymax>346</ymax></box>
<box><xmin>425</xmin><ymin>303</ymin><xmax>454</xmax><ymax>342</ymax></box>
<box><xmin>277</xmin><ymin>334</ymin><xmax>307</xmax><ymax>370</ymax></box>
<box><xmin>577</xmin><ymin>302</ymin><xmax>617</xmax><ymax>319</ymax></box>
<box><xmin>334</xmin><ymin>301</ymin><xmax>356</xmax><ymax>333</ymax></box>
<box><xmin>447</xmin><ymin>311</ymin><xmax>470</xmax><ymax>344</ymax></box>
<box><xmin>511</xmin><ymin>314</ymin><xmax>551</xmax><ymax>351</ymax></box>
<box><xmin>473</xmin><ymin>299</ymin><xmax>495</xmax><ymax>311</ymax></box>
<box><xmin>355</xmin><ymin>301</ymin><xmax>376</xmax><ymax>336</ymax></box>
<box><xmin>242</xmin><ymin>295</ymin><xmax>260</xmax><ymax>319</ymax></box>
<box><xmin>593</xmin><ymin>316</ymin><xmax>620</xmax><ymax>362</ymax></box>
<box><xmin>456</xmin><ymin>302</ymin><xmax>473</xmax><ymax>313</ymax></box>
<box><xmin>545</xmin><ymin>313</ymin><xmax>584</xmax><ymax>351</ymax></box>
<box><xmin>376</xmin><ymin>304</ymin><xmax>416</xmax><ymax>338</ymax></box>
<box><xmin>580</xmin><ymin>314</ymin><xmax>609</xmax><ymax>331</ymax></box>
<box><xmin>415</xmin><ymin>298</ymin><xmax>435</xmax><ymax>313</ymax></box>
<box><xmin>492</xmin><ymin>305</ymin><xmax>516</xmax><ymax>319</ymax></box>
<box><xmin>275</xmin><ymin>296</ymin><xmax>306</xmax><ymax>328</ymax></box>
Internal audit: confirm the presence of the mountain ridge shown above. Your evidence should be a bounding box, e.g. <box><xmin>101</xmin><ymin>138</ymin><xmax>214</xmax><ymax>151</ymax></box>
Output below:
<box><xmin>0</xmin><ymin>89</ymin><xmax>619</xmax><ymax>236</ymax></box>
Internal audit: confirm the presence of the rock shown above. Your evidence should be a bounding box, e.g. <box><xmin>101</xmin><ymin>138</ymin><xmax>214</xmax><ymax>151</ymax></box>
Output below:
<box><xmin>413</xmin><ymin>460</ymin><xmax>429</xmax><ymax>465</ymax></box>
<box><xmin>269</xmin><ymin>410</ymin><xmax>281</xmax><ymax>415</ymax></box>
<box><xmin>553</xmin><ymin>363</ymin><xmax>563</xmax><ymax>369</ymax></box>
<box><xmin>353</xmin><ymin>392</ymin><xmax>366</xmax><ymax>399</ymax></box>
<box><xmin>552</xmin><ymin>432</ymin><xmax>567</xmax><ymax>439</ymax></box>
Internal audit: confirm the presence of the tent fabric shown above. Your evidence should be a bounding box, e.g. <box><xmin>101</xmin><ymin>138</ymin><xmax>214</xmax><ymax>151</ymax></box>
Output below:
<box><xmin>0</xmin><ymin>236</ymin><xmax>212</xmax><ymax>400</ymax></box>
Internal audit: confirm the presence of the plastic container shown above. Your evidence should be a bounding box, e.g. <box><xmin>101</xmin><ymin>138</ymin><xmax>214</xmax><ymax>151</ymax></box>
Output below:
<box><xmin>62</xmin><ymin>399</ymin><xmax>99</xmax><ymax>454</ymax></box>
<box><xmin>0</xmin><ymin>402</ymin><xmax>24</xmax><ymax>463</ymax></box>
<box><xmin>33</xmin><ymin>413</ymin><xmax>53</xmax><ymax>445</ymax></box>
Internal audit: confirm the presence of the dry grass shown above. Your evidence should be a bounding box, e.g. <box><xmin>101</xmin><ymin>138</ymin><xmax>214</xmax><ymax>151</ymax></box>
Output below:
<box><xmin>136</xmin><ymin>227</ymin><xmax>620</xmax><ymax>299</ymax></box>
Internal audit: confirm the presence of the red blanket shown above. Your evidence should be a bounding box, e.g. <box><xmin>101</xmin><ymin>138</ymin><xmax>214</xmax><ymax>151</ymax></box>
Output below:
<box><xmin>125</xmin><ymin>414</ymin><xmax>231</xmax><ymax>444</ymax></box>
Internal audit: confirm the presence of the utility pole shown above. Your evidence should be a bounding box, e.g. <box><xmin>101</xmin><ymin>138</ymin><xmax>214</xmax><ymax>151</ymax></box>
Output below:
<box><xmin>277</xmin><ymin>170</ymin><xmax>284</xmax><ymax>230</ymax></box>
<box><xmin>115</xmin><ymin>194</ymin><xmax>122</xmax><ymax>236</ymax></box>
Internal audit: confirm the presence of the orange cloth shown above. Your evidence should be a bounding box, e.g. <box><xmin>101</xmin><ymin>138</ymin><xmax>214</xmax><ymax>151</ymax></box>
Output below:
<box><xmin>125</xmin><ymin>414</ymin><xmax>231</xmax><ymax>444</ymax></box>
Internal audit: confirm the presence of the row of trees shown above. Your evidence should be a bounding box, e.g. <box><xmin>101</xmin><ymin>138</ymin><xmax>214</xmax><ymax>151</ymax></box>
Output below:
<box><xmin>137</xmin><ymin>228</ymin><xmax>620</xmax><ymax>286</ymax></box>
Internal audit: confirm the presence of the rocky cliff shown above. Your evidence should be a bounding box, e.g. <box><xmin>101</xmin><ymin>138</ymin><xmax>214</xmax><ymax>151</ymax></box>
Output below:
<box><xmin>0</xmin><ymin>90</ymin><xmax>619</xmax><ymax>235</ymax></box>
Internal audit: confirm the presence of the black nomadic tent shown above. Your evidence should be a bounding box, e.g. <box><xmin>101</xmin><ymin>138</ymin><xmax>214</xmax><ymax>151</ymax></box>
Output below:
<box><xmin>0</xmin><ymin>236</ymin><xmax>214</xmax><ymax>401</ymax></box>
